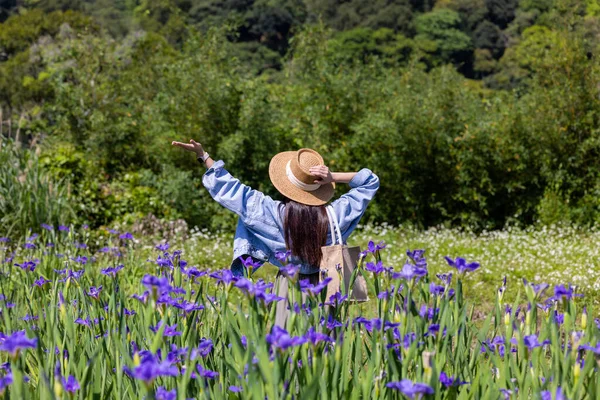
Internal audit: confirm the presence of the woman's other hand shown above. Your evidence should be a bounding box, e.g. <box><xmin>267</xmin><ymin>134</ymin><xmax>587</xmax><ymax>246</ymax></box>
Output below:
<box><xmin>171</xmin><ymin>139</ymin><xmax>204</xmax><ymax>156</ymax></box>
<box><xmin>310</xmin><ymin>165</ymin><xmax>334</xmax><ymax>185</ymax></box>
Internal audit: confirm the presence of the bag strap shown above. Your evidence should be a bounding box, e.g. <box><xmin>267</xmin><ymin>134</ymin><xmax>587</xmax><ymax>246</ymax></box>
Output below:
<box><xmin>326</xmin><ymin>205</ymin><xmax>343</xmax><ymax>245</ymax></box>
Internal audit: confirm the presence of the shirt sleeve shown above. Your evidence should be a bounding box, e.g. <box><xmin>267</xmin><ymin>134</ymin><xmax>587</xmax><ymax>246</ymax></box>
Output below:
<box><xmin>202</xmin><ymin>160</ymin><xmax>279</xmax><ymax>225</ymax></box>
<box><xmin>329</xmin><ymin>168</ymin><xmax>380</xmax><ymax>241</ymax></box>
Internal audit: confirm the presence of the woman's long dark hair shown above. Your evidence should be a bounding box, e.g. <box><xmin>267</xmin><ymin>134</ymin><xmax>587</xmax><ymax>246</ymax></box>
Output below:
<box><xmin>282</xmin><ymin>198</ymin><xmax>329</xmax><ymax>268</ymax></box>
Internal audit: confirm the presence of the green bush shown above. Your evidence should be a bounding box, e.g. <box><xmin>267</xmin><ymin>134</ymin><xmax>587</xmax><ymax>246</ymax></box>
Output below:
<box><xmin>7</xmin><ymin>20</ymin><xmax>600</xmax><ymax>232</ymax></box>
<box><xmin>0</xmin><ymin>139</ymin><xmax>73</xmax><ymax>237</ymax></box>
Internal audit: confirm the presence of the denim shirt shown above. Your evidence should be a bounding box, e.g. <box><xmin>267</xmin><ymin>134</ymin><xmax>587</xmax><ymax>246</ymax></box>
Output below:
<box><xmin>202</xmin><ymin>160</ymin><xmax>380</xmax><ymax>276</ymax></box>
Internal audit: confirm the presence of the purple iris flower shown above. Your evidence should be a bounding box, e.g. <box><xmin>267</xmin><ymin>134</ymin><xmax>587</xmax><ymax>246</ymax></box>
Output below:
<box><xmin>0</xmin><ymin>331</ymin><xmax>38</xmax><ymax>356</ymax></box>
<box><xmin>326</xmin><ymin>291</ymin><xmax>348</xmax><ymax>305</ymax></box>
<box><xmin>256</xmin><ymin>292</ymin><xmax>285</xmax><ymax>305</ymax></box>
<box><xmin>141</xmin><ymin>275</ymin><xmax>171</xmax><ymax>293</ymax></box>
<box><xmin>26</xmin><ymin>233</ymin><xmax>39</xmax><ymax>241</ymax></box>
<box><xmin>392</xmin><ymin>262</ymin><xmax>427</xmax><ymax>281</ymax></box>
<box><xmin>266</xmin><ymin>326</ymin><xmax>308</xmax><ymax>350</ymax></box>
<box><xmin>553</xmin><ymin>284</ymin><xmax>582</xmax><ymax>301</ymax></box>
<box><xmin>155</xmin><ymin>255</ymin><xmax>174</xmax><ymax>269</ymax></box>
<box><xmin>365</xmin><ymin>261</ymin><xmax>386</xmax><ymax>274</ymax></box>
<box><xmin>229</xmin><ymin>385</ymin><xmax>243</xmax><ymax>393</ymax></box>
<box><xmin>172</xmin><ymin>300</ymin><xmax>204</xmax><ymax>314</ymax></box>
<box><xmin>419</xmin><ymin>305</ymin><xmax>439</xmax><ymax>320</ymax></box>
<box><xmin>87</xmin><ymin>286</ymin><xmax>103</xmax><ymax>300</ymax></box>
<box><xmin>23</xmin><ymin>243</ymin><xmax>36</xmax><ymax>250</ymax></box>
<box><xmin>321</xmin><ymin>315</ymin><xmax>343</xmax><ymax>330</ymax></box>
<box><xmin>425</xmin><ymin>324</ymin><xmax>441</xmax><ymax>337</ymax></box>
<box><xmin>537</xmin><ymin>299</ymin><xmax>554</xmax><ymax>313</ymax></box>
<box><xmin>401</xmin><ymin>332</ymin><xmax>418</xmax><ymax>349</ymax></box>
<box><xmin>156</xmin><ymin>386</ymin><xmax>176</xmax><ymax>400</ymax></box>
<box><xmin>368</xmin><ymin>240</ymin><xmax>386</xmax><ymax>253</ymax></box>
<box><xmin>22</xmin><ymin>314</ymin><xmax>38</xmax><ymax>322</ymax></box>
<box><xmin>191</xmin><ymin>338</ymin><xmax>213</xmax><ymax>358</ymax></box>
<box><xmin>131</xmin><ymin>291</ymin><xmax>149</xmax><ymax>304</ymax></box>
<box><xmin>119</xmin><ymin>232</ymin><xmax>134</xmax><ymax>240</ymax></box>
<box><xmin>196</xmin><ymin>364</ymin><xmax>219</xmax><ymax>379</ymax></box>
<box><xmin>240</xmin><ymin>256</ymin><xmax>261</xmax><ymax>269</ymax></box>
<box><xmin>304</xmin><ymin>327</ymin><xmax>333</xmax><ymax>346</ymax></box>
<box><xmin>101</xmin><ymin>265</ymin><xmax>124</xmax><ymax>277</ymax></box>
<box><xmin>56</xmin><ymin>268</ymin><xmax>83</xmax><ymax>282</ymax></box>
<box><xmin>61</xmin><ymin>375</ymin><xmax>80</xmax><ymax>393</ymax></box>
<box><xmin>579</xmin><ymin>342</ymin><xmax>600</xmax><ymax>354</ymax></box>
<box><xmin>209</xmin><ymin>270</ymin><xmax>236</xmax><ymax>285</ymax></box>
<box><xmin>279</xmin><ymin>264</ymin><xmax>299</xmax><ymax>280</ymax></box>
<box><xmin>123</xmin><ymin>308</ymin><xmax>136</xmax><ymax>316</ymax></box>
<box><xmin>406</xmin><ymin>249</ymin><xmax>425</xmax><ymax>261</ymax></box>
<box><xmin>71</xmin><ymin>256</ymin><xmax>88</xmax><ymax>265</ymax></box>
<box><xmin>444</xmin><ymin>256</ymin><xmax>480</xmax><ymax>274</ymax></box>
<box><xmin>299</xmin><ymin>277</ymin><xmax>332</xmax><ymax>296</ymax></box>
<box><xmin>0</xmin><ymin>238</ymin><xmax>9</xmax><ymax>243</ymax></box>
<box><xmin>150</xmin><ymin>322</ymin><xmax>181</xmax><ymax>337</ymax></box>
<box><xmin>155</xmin><ymin>243</ymin><xmax>170</xmax><ymax>251</ymax></box>
<box><xmin>14</xmin><ymin>260</ymin><xmax>37</xmax><ymax>272</ymax></box>
<box><xmin>378</xmin><ymin>286</ymin><xmax>396</xmax><ymax>300</ymax></box>
<box><xmin>500</xmin><ymin>388</ymin><xmax>516</xmax><ymax>400</ymax></box>
<box><xmin>234</xmin><ymin>278</ymin><xmax>271</xmax><ymax>296</ymax></box>
<box><xmin>33</xmin><ymin>277</ymin><xmax>50</xmax><ymax>287</ymax></box>
<box><xmin>0</xmin><ymin>370</ymin><xmax>12</xmax><ymax>392</ymax></box>
<box><xmin>353</xmin><ymin>317</ymin><xmax>384</xmax><ymax>332</ymax></box>
<box><xmin>429</xmin><ymin>282</ymin><xmax>445</xmax><ymax>296</ymax></box>
<box><xmin>75</xmin><ymin>318</ymin><xmax>92</xmax><ymax>327</ymax></box>
<box><xmin>108</xmin><ymin>229</ymin><xmax>118</xmax><ymax>235</ymax></box>
<box><xmin>360</xmin><ymin>240</ymin><xmax>386</xmax><ymax>257</ymax></box>
<box><xmin>541</xmin><ymin>387</ymin><xmax>565</xmax><ymax>400</ymax></box>
<box><xmin>58</xmin><ymin>225</ymin><xmax>70</xmax><ymax>232</ymax></box>
<box><xmin>553</xmin><ymin>311</ymin><xmax>564</xmax><ymax>325</ymax></box>
<box><xmin>522</xmin><ymin>279</ymin><xmax>549</xmax><ymax>299</ymax></box>
<box><xmin>182</xmin><ymin>267</ymin><xmax>207</xmax><ymax>279</ymax></box>
<box><xmin>436</xmin><ymin>272</ymin><xmax>452</xmax><ymax>285</ymax></box>
<box><xmin>439</xmin><ymin>371</ymin><xmax>467</xmax><ymax>387</ymax></box>
<box><xmin>275</xmin><ymin>250</ymin><xmax>291</xmax><ymax>263</ymax></box>
<box><xmin>386</xmin><ymin>379</ymin><xmax>434</xmax><ymax>399</ymax></box>
<box><xmin>123</xmin><ymin>353</ymin><xmax>179</xmax><ymax>384</ymax></box>
<box><xmin>523</xmin><ymin>334</ymin><xmax>550</xmax><ymax>349</ymax></box>
<box><xmin>41</xmin><ymin>224</ymin><xmax>54</xmax><ymax>231</ymax></box>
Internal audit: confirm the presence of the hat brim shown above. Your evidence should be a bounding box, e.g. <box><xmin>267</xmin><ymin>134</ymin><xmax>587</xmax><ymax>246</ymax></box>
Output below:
<box><xmin>269</xmin><ymin>151</ymin><xmax>335</xmax><ymax>206</ymax></box>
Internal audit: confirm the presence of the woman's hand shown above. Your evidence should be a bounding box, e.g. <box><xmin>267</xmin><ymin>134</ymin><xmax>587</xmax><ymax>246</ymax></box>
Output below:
<box><xmin>171</xmin><ymin>139</ymin><xmax>204</xmax><ymax>156</ymax></box>
<box><xmin>310</xmin><ymin>165</ymin><xmax>334</xmax><ymax>185</ymax></box>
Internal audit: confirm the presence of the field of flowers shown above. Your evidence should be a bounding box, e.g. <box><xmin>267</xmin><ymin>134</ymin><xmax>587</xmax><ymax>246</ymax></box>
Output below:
<box><xmin>0</xmin><ymin>223</ymin><xmax>599</xmax><ymax>399</ymax></box>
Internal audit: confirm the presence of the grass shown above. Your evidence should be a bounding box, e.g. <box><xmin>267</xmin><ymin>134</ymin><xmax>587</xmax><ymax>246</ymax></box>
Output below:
<box><xmin>162</xmin><ymin>223</ymin><xmax>600</xmax><ymax>312</ymax></box>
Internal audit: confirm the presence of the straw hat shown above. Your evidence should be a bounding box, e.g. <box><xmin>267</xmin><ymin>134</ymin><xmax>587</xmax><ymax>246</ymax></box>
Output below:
<box><xmin>269</xmin><ymin>148</ymin><xmax>335</xmax><ymax>206</ymax></box>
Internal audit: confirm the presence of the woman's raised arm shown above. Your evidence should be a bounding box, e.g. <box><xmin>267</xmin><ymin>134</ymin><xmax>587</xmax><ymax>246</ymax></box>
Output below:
<box><xmin>171</xmin><ymin>139</ymin><xmax>277</xmax><ymax>224</ymax></box>
<box><xmin>171</xmin><ymin>139</ymin><xmax>214</xmax><ymax>168</ymax></box>
<box><xmin>311</xmin><ymin>165</ymin><xmax>379</xmax><ymax>241</ymax></box>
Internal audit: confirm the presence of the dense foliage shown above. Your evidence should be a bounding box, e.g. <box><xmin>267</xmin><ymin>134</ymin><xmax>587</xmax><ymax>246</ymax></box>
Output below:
<box><xmin>0</xmin><ymin>226</ymin><xmax>598</xmax><ymax>398</ymax></box>
<box><xmin>1</xmin><ymin>0</ymin><xmax>600</xmax><ymax>234</ymax></box>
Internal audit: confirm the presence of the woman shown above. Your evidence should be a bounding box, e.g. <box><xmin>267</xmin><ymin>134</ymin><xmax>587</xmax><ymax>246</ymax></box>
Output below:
<box><xmin>171</xmin><ymin>139</ymin><xmax>379</xmax><ymax>283</ymax></box>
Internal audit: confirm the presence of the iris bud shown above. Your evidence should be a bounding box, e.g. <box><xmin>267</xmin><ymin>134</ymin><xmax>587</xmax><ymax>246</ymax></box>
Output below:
<box><xmin>54</xmin><ymin>380</ymin><xmax>63</xmax><ymax>398</ymax></box>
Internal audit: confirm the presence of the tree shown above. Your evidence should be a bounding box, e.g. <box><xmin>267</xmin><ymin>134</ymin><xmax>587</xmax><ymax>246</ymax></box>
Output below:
<box><xmin>414</xmin><ymin>8</ymin><xmax>473</xmax><ymax>66</ymax></box>
<box><xmin>484</xmin><ymin>0</ymin><xmax>518</xmax><ymax>28</ymax></box>
<box><xmin>473</xmin><ymin>20</ymin><xmax>505</xmax><ymax>58</ymax></box>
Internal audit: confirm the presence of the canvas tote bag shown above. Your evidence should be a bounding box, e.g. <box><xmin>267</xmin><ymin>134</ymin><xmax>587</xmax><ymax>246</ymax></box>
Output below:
<box><xmin>274</xmin><ymin>206</ymin><xmax>369</xmax><ymax>327</ymax></box>
<box><xmin>321</xmin><ymin>206</ymin><xmax>368</xmax><ymax>302</ymax></box>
